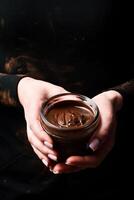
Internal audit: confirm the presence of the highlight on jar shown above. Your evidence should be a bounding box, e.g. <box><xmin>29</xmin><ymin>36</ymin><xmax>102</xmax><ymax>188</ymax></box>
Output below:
<box><xmin>40</xmin><ymin>93</ymin><xmax>100</xmax><ymax>161</ymax></box>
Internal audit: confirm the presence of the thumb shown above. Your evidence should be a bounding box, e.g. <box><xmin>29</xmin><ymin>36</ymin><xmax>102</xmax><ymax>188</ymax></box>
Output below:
<box><xmin>88</xmin><ymin>117</ymin><xmax>116</xmax><ymax>152</ymax></box>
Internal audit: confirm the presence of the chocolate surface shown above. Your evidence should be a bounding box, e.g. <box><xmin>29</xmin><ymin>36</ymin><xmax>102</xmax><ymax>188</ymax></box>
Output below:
<box><xmin>45</xmin><ymin>101</ymin><xmax>94</xmax><ymax>128</ymax></box>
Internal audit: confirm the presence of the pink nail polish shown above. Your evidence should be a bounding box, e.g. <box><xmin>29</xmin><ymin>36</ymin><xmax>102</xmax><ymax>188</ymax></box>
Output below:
<box><xmin>44</xmin><ymin>141</ymin><xmax>53</xmax><ymax>149</ymax></box>
<box><xmin>89</xmin><ymin>138</ymin><xmax>100</xmax><ymax>151</ymax></box>
<box><xmin>53</xmin><ymin>170</ymin><xmax>60</xmax><ymax>174</ymax></box>
<box><xmin>42</xmin><ymin>159</ymin><xmax>48</xmax><ymax>167</ymax></box>
<box><xmin>48</xmin><ymin>154</ymin><xmax>58</xmax><ymax>162</ymax></box>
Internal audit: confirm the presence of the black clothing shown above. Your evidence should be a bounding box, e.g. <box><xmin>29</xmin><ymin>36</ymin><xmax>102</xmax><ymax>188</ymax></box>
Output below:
<box><xmin>0</xmin><ymin>0</ymin><xmax>134</xmax><ymax>105</ymax></box>
<box><xmin>0</xmin><ymin>0</ymin><xmax>133</xmax><ymax>199</ymax></box>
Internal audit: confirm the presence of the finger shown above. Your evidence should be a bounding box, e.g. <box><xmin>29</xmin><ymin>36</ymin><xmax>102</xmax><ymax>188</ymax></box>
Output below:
<box><xmin>31</xmin><ymin>145</ymin><xmax>49</xmax><ymax>167</ymax></box>
<box><xmin>25</xmin><ymin>101</ymin><xmax>54</xmax><ymax>149</ymax></box>
<box><xmin>65</xmin><ymin>128</ymin><xmax>116</xmax><ymax>168</ymax></box>
<box><xmin>51</xmin><ymin>163</ymin><xmax>84</xmax><ymax>174</ymax></box>
<box><xmin>29</xmin><ymin>118</ymin><xmax>53</xmax><ymax>148</ymax></box>
<box><xmin>65</xmin><ymin>155</ymin><xmax>99</xmax><ymax>168</ymax></box>
<box><xmin>27</xmin><ymin>127</ymin><xmax>58</xmax><ymax>161</ymax></box>
<box><xmin>88</xmin><ymin>114</ymin><xmax>116</xmax><ymax>152</ymax></box>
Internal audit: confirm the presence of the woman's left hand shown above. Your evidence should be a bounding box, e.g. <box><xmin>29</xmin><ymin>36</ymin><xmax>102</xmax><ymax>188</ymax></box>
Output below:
<box><xmin>51</xmin><ymin>90</ymin><xmax>123</xmax><ymax>174</ymax></box>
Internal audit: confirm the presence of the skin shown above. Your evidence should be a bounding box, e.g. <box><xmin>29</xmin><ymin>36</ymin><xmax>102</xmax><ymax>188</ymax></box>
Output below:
<box><xmin>18</xmin><ymin>77</ymin><xmax>123</xmax><ymax>174</ymax></box>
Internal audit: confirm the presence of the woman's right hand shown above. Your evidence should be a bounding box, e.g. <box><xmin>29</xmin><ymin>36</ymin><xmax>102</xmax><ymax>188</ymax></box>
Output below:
<box><xmin>17</xmin><ymin>77</ymin><xmax>68</xmax><ymax>169</ymax></box>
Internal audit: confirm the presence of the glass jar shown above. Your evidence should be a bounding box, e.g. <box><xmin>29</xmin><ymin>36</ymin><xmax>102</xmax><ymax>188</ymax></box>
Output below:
<box><xmin>40</xmin><ymin>93</ymin><xmax>100</xmax><ymax>161</ymax></box>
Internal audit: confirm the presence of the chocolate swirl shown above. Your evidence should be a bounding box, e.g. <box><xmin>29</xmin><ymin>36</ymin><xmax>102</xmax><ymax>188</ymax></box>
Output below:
<box><xmin>45</xmin><ymin>101</ymin><xmax>94</xmax><ymax>128</ymax></box>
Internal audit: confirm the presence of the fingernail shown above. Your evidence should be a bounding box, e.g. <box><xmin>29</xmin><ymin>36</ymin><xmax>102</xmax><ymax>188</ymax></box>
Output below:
<box><xmin>42</xmin><ymin>159</ymin><xmax>48</xmax><ymax>167</ymax></box>
<box><xmin>44</xmin><ymin>141</ymin><xmax>53</xmax><ymax>149</ymax></box>
<box><xmin>48</xmin><ymin>154</ymin><xmax>58</xmax><ymax>162</ymax></box>
<box><xmin>49</xmin><ymin>168</ymin><xmax>53</xmax><ymax>172</ymax></box>
<box><xmin>65</xmin><ymin>161</ymin><xmax>71</xmax><ymax>165</ymax></box>
<box><xmin>65</xmin><ymin>161</ymin><xmax>73</xmax><ymax>165</ymax></box>
<box><xmin>89</xmin><ymin>138</ymin><xmax>100</xmax><ymax>151</ymax></box>
<box><xmin>53</xmin><ymin>170</ymin><xmax>60</xmax><ymax>174</ymax></box>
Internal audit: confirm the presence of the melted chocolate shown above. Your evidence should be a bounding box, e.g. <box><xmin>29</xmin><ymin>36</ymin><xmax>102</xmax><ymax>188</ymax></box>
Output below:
<box><xmin>45</xmin><ymin>101</ymin><xmax>94</xmax><ymax>128</ymax></box>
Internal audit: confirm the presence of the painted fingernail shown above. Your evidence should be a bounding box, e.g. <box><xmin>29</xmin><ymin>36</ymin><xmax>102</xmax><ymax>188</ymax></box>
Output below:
<box><xmin>49</xmin><ymin>168</ymin><xmax>53</xmax><ymax>172</ymax></box>
<box><xmin>44</xmin><ymin>141</ymin><xmax>53</xmax><ymax>149</ymax></box>
<box><xmin>53</xmin><ymin>170</ymin><xmax>60</xmax><ymax>174</ymax></box>
<box><xmin>65</xmin><ymin>161</ymin><xmax>72</xmax><ymax>165</ymax></box>
<box><xmin>42</xmin><ymin>159</ymin><xmax>48</xmax><ymax>167</ymax></box>
<box><xmin>48</xmin><ymin>154</ymin><xmax>58</xmax><ymax>161</ymax></box>
<box><xmin>89</xmin><ymin>138</ymin><xmax>100</xmax><ymax>151</ymax></box>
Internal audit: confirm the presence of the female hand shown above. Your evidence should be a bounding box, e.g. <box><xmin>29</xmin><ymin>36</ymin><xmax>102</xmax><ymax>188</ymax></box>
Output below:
<box><xmin>18</xmin><ymin>77</ymin><xmax>68</xmax><ymax>168</ymax></box>
<box><xmin>51</xmin><ymin>90</ymin><xmax>123</xmax><ymax>174</ymax></box>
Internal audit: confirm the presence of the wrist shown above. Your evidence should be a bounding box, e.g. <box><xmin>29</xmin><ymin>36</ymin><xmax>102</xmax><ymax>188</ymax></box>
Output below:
<box><xmin>17</xmin><ymin>76</ymin><xmax>33</xmax><ymax>105</ymax></box>
<box><xmin>104</xmin><ymin>90</ymin><xmax>123</xmax><ymax>112</ymax></box>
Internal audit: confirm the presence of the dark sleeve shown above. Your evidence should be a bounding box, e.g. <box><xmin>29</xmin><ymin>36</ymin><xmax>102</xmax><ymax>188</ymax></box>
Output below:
<box><xmin>0</xmin><ymin>55</ymin><xmax>45</xmax><ymax>107</ymax></box>
<box><xmin>111</xmin><ymin>79</ymin><xmax>134</xmax><ymax>110</ymax></box>
<box><xmin>0</xmin><ymin>73</ymin><xmax>25</xmax><ymax>106</ymax></box>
